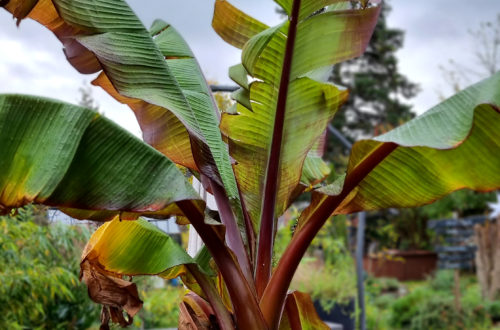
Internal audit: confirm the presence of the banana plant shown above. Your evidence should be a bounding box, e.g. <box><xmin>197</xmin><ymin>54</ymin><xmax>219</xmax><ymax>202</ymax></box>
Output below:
<box><xmin>2</xmin><ymin>0</ymin><xmax>500</xmax><ymax>329</ymax></box>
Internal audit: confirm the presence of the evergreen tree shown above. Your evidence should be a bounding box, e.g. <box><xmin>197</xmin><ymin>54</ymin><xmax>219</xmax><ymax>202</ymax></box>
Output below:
<box><xmin>328</xmin><ymin>3</ymin><xmax>419</xmax><ymax>154</ymax></box>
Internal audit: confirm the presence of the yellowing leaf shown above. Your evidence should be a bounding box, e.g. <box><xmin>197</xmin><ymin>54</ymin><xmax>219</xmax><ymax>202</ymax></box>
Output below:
<box><xmin>0</xmin><ymin>94</ymin><xmax>201</xmax><ymax>219</ymax></box>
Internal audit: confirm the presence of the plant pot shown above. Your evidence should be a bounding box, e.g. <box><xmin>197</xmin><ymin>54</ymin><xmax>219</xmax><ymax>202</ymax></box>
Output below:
<box><xmin>314</xmin><ymin>298</ymin><xmax>355</xmax><ymax>330</ymax></box>
<box><xmin>363</xmin><ymin>249</ymin><xmax>437</xmax><ymax>281</ymax></box>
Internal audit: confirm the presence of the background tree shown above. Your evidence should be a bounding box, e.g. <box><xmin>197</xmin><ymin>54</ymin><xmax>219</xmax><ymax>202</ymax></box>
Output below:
<box><xmin>77</xmin><ymin>81</ymin><xmax>99</xmax><ymax>112</ymax></box>
<box><xmin>0</xmin><ymin>206</ymin><xmax>100</xmax><ymax>329</ymax></box>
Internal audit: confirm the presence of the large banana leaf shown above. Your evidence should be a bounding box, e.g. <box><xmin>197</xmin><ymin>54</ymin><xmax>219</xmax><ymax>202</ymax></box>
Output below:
<box><xmin>80</xmin><ymin>217</ymin><xmax>206</xmax><ymax>327</ymax></box>
<box><xmin>82</xmin><ymin>217</ymin><xmax>218</xmax><ymax>301</ymax></box>
<box><xmin>81</xmin><ymin>217</ymin><xmax>236</xmax><ymax>328</ymax></box>
<box><xmin>82</xmin><ymin>217</ymin><xmax>201</xmax><ymax>278</ymax></box>
<box><xmin>299</xmin><ymin>72</ymin><xmax>500</xmax><ymax>228</ymax></box>
<box><xmin>213</xmin><ymin>0</ymin><xmax>379</xmax><ymax>228</ymax></box>
<box><xmin>0</xmin><ymin>94</ymin><xmax>202</xmax><ymax>220</ymax></box>
<box><xmin>262</xmin><ymin>72</ymin><xmax>500</xmax><ymax>330</ymax></box>
<box><xmin>227</xmin><ymin>66</ymin><xmax>330</xmax><ymax>190</ymax></box>
<box><xmin>2</xmin><ymin>0</ymin><xmax>239</xmax><ymax>198</ymax></box>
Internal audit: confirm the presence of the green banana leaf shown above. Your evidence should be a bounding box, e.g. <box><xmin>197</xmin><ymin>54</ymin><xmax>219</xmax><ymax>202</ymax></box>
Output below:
<box><xmin>81</xmin><ymin>218</ymin><xmax>227</xmax><ymax>324</ymax></box>
<box><xmin>0</xmin><ymin>94</ymin><xmax>202</xmax><ymax>220</ymax></box>
<box><xmin>226</xmin><ymin>62</ymin><xmax>329</xmax><ymax>189</ymax></box>
<box><xmin>2</xmin><ymin>0</ymin><xmax>238</xmax><ymax>198</ymax></box>
<box><xmin>300</xmin><ymin>72</ymin><xmax>500</xmax><ymax>228</ymax></box>
<box><xmin>91</xmin><ymin>73</ymin><xmax>197</xmax><ymax>171</ymax></box>
<box><xmin>213</xmin><ymin>0</ymin><xmax>380</xmax><ymax>229</ymax></box>
<box><xmin>212</xmin><ymin>0</ymin><xmax>268</xmax><ymax>49</ymax></box>
<box><xmin>82</xmin><ymin>217</ymin><xmax>202</xmax><ymax>278</ymax></box>
<box><xmin>80</xmin><ymin>217</ymin><xmax>208</xmax><ymax>327</ymax></box>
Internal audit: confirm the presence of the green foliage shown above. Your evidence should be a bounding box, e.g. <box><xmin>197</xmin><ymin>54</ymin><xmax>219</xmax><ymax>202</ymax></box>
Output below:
<box><xmin>365</xmin><ymin>276</ymin><xmax>401</xmax><ymax>297</ymax></box>
<box><xmin>304</xmin><ymin>259</ymin><xmax>356</xmax><ymax>311</ymax></box>
<box><xmin>273</xmin><ymin>212</ymin><xmax>296</xmax><ymax>264</ymax></box>
<box><xmin>308</xmin><ymin>216</ymin><xmax>356</xmax><ymax>311</ymax></box>
<box><xmin>364</xmin><ymin>272</ymin><xmax>500</xmax><ymax>329</ymax></box>
<box><xmin>305</xmin><ymin>218</ymin><xmax>357</xmax><ymax>310</ymax></box>
<box><xmin>0</xmin><ymin>205</ymin><xmax>99</xmax><ymax>329</ymax></box>
<box><xmin>429</xmin><ymin>269</ymin><xmax>456</xmax><ymax>292</ymax></box>
<box><xmin>486</xmin><ymin>300</ymin><xmax>500</xmax><ymax>321</ymax></box>
<box><xmin>387</xmin><ymin>286</ymin><xmax>427</xmax><ymax>328</ymax></box>
<box><xmin>365</xmin><ymin>301</ymin><xmax>390</xmax><ymax>330</ymax></box>
<box><xmin>275</xmin><ymin>212</ymin><xmax>356</xmax><ymax>310</ymax></box>
<box><xmin>367</xmin><ymin>208</ymin><xmax>435</xmax><ymax>251</ymax></box>
<box><xmin>420</xmin><ymin>189</ymin><xmax>497</xmax><ymax>219</ymax></box>
<box><xmin>365</xmin><ymin>276</ymin><xmax>400</xmax><ymax>330</ymax></box>
<box><xmin>389</xmin><ymin>272</ymin><xmax>491</xmax><ymax>330</ymax></box>
<box><xmin>366</xmin><ymin>189</ymin><xmax>496</xmax><ymax>251</ymax></box>
<box><xmin>310</xmin><ymin>215</ymin><xmax>350</xmax><ymax>265</ymax></box>
<box><xmin>394</xmin><ymin>292</ymin><xmax>489</xmax><ymax>330</ymax></box>
<box><xmin>137</xmin><ymin>284</ymin><xmax>184</xmax><ymax>328</ymax></box>
<box><xmin>404</xmin><ymin>294</ymin><xmax>462</xmax><ymax>329</ymax></box>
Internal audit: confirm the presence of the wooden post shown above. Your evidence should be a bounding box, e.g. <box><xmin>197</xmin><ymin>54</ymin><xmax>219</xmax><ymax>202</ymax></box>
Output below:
<box><xmin>474</xmin><ymin>218</ymin><xmax>500</xmax><ymax>300</ymax></box>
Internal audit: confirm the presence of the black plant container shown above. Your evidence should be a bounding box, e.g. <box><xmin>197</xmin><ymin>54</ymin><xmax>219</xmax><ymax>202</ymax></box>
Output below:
<box><xmin>314</xmin><ymin>298</ymin><xmax>355</xmax><ymax>330</ymax></box>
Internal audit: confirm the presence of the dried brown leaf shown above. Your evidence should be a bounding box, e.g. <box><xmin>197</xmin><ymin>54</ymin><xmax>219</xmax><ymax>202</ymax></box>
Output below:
<box><xmin>80</xmin><ymin>260</ymin><xmax>143</xmax><ymax>328</ymax></box>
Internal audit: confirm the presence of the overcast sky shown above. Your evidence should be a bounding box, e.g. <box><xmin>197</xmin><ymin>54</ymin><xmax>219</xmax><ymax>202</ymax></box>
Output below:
<box><xmin>0</xmin><ymin>0</ymin><xmax>498</xmax><ymax>136</ymax></box>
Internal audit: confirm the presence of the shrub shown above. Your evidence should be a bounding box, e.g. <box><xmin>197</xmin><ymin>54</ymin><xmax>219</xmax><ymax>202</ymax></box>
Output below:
<box><xmin>138</xmin><ymin>284</ymin><xmax>184</xmax><ymax>328</ymax></box>
<box><xmin>0</xmin><ymin>206</ymin><xmax>100</xmax><ymax>329</ymax></box>
<box><xmin>486</xmin><ymin>300</ymin><xmax>500</xmax><ymax>322</ymax></box>
<box><xmin>389</xmin><ymin>275</ymin><xmax>491</xmax><ymax>330</ymax></box>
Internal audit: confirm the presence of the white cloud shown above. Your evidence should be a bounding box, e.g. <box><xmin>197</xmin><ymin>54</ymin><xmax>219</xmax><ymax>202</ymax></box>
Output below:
<box><xmin>388</xmin><ymin>0</ymin><xmax>499</xmax><ymax>113</ymax></box>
